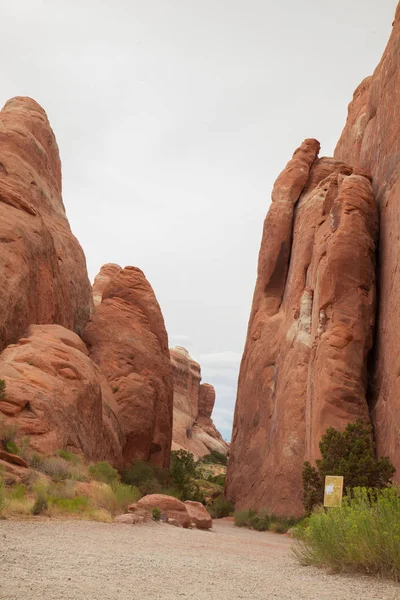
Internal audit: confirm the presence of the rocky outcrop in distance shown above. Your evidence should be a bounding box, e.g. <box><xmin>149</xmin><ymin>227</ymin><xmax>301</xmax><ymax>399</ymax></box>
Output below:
<box><xmin>0</xmin><ymin>97</ymin><xmax>92</xmax><ymax>352</ymax></box>
<box><xmin>170</xmin><ymin>346</ymin><xmax>228</xmax><ymax>458</ymax></box>
<box><xmin>226</xmin><ymin>140</ymin><xmax>378</xmax><ymax>516</ymax></box>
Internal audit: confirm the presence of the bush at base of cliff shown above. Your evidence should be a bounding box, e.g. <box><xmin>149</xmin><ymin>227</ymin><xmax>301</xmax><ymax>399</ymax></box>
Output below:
<box><xmin>302</xmin><ymin>419</ymin><xmax>395</xmax><ymax>514</ymax></box>
<box><xmin>293</xmin><ymin>487</ymin><xmax>400</xmax><ymax>581</ymax></box>
<box><xmin>234</xmin><ymin>508</ymin><xmax>299</xmax><ymax>533</ymax></box>
<box><xmin>208</xmin><ymin>498</ymin><xmax>233</xmax><ymax>518</ymax></box>
<box><xmin>198</xmin><ymin>451</ymin><xmax>227</xmax><ymax>466</ymax></box>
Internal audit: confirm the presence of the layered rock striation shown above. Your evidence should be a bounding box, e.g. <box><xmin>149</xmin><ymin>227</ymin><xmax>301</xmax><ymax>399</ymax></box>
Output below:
<box><xmin>0</xmin><ymin>97</ymin><xmax>92</xmax><ymax>351</ymax></box>
<box><xmin>226</xmin><ymin>141</ymin><xmax>378</xmax><ymax>516</ymax></box>
<box><xmin>170</xmin><ymin>347</ymin><xmax>228</xmax><ymax>458</ymax></box>
<box><xmin>83</xmin><ymin>266</ymin><xmax>174</xmax><ymax>469</ymax></box>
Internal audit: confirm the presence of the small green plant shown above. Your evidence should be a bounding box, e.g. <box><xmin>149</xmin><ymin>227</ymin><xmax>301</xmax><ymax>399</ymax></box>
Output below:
<box><xmin>208</xmin><ymin>498</ymin><xmax>233</xmax><ymax>519</ymax></box>
<box><xmin>29</xmin><ymin>453</ymin><xmax>43</xmax><ymax>469</ymax></box>
<box><xmin>95</xmin><ymin>481</ymin><xmax>140</xmax><ymax>515</ymax></box>
<box><xmin>4</xmin><ymin>439</ymin><xmax>19</xmax><ymax>455</ymax></box>
<box><xmin>89</xmin><ymin>461</ymin><xmax>119</xmax><ymax>484</ymax></box>
<box><xmin>56</xmin><ymin>449</ymin><xmax>80</xmax><ymax>464</ymax></box>
<box><xmin>32</xmin><ymin>487</ymin><xmax>48</xmax><ymax>515</ymax></box>
<box><xmin>112</xmin><ymin>386</ymin><xmax>119</xmax><ymax>393</ymax></box>
<box><xmin>152</xmin><ymin>506</ymin><xmax>161</xmax><ymax>522</ymax></box>
<box><xmin>10</xmin><ymin>484</ymin><xmax>26</xmax><ymax>500</ymax></box>
<box><xmin>302</xmin><ymin>419</ymin><xmax>396</xmax><ymax>514</ymax></box>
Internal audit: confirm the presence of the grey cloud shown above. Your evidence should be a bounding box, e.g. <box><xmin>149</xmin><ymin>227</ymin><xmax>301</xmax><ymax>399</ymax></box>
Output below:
<box><xmin>0</xmin><ymin>0</ymin><xmax>396</xmax><ymax>442</ymax></box>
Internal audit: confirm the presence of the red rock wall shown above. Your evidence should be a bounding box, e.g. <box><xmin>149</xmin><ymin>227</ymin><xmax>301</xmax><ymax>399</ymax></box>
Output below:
<box><xmin>0</xmin><ymin>97</ymin><xmax>92</xmax><ymax>351</ymax></box>
<box><xmin>0</xmin><ymin>325</ymin><xmax>123</xmax><ymax>466</ymax></box>
<box><xmin>334</xmin><ymin>3</ymin><xmax>400</xmax><ymax>480</ymax></box>
<box><xmin>226</xmin><ymin>141</ymin><xmax>378</xmax><ymax>516</ymax></box>
<box><xmin>83</xmin><ymin>266</ymin><xmax>174</xmax><ymax>469</ymax></box>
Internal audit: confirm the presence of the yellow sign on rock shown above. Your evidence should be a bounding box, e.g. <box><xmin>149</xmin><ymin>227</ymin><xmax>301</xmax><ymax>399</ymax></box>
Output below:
<box><xmin>323</xmin><ymin>475</ymin><xmax>344</xmax><ymax>508</ymax></box>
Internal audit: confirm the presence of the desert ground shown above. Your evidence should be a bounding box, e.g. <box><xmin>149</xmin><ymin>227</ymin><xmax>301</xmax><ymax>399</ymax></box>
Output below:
<box><xmin>0</xmin><ymin>519</ymin><xmax>398</xmax><ymax>600</ymax></box>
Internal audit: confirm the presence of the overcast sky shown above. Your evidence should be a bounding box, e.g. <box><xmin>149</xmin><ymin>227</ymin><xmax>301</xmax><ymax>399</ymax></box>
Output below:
<box><xmin>0</xmin><ymin>1</ymin><xmax>397</xmax><ymax>439</ymax></box>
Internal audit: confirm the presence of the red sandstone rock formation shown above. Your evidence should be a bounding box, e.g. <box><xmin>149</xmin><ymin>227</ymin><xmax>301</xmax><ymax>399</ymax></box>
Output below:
<box><xmin>0</xmin><ymin>97</ymin><xmax>92</xmax><ymax>351</ymax></box>
<box><xmin>170</xmin><ymin>347</ymin><xmax>228</xmax><ymax>458</ymax></box>
<box><xmin>184</xmin><ymin>500</ymin><xmax>212</xmax><ymax>529</ymax></box>
<box><xmin>0</xmin><ymin>325</ymin><xmax>123</xmax><ymax>466</ymax></box>
<box><xmin>83</xmin><ymin>266</ymin><xmax>173</xmax><ymax>469</ymax></box>
<box><xmin>226</xmin><ymin>141</ymin><xmax>378</xmax><ymax>516</ymax></box>
<box><xmin>92</xmin><ymin>263</ymin><xmax>122</xmax><ymax>308</ymax></box>
<box><xmin>334</xmin><ymin>3</ymin><xmax>400</xmax><ymax>481</ymax></box>
<box><xmin>133</xmin><ymin>494</ymin><xmax>191</xmax><ymax>528</ymax></box>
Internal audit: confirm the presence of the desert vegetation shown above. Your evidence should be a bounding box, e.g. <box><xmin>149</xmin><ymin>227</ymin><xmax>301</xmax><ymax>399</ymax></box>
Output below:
<box><xmin>0</xmin><ymin>409</ymin><xmax>229</xmax><ymax>521</ymax></box>
<box><xmin>293</xmin><ymin>487</ymin><xmax>400</xmax><ymax>581</ymax></box>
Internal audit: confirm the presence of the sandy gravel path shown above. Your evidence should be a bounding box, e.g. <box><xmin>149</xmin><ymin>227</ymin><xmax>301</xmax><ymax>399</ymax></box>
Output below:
<box><xmin>0</xmin><ymin>519</ymin><xmax>398</xmax><ymax>599</ymax></box>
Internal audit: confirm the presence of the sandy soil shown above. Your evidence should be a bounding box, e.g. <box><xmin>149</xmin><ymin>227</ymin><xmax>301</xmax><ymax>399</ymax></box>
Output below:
<box><xmin>0</xmin><ymin>519</ymin><xmax>398</xmax><ymax>599</ymax></box>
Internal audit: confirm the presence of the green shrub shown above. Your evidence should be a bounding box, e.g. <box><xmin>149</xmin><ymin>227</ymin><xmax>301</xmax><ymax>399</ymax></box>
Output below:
<box><xmin>32</xmin><ymin>488</ymin><xmax>48</xmax><ymax>515</ymax></box>
<box><xmin>251</xmin><ymin>509</ymin><xmax>271</xmax><ymax>531</ymax></box>
<box><xmin>294</xmin><ymin>487</ymin><xmax>400</xmax><ymax>581</ymax></box>
<box><xmin>111</xmin><ymin>481</ymin><xmax>141</xmax><ymax>513</ymax></box>
<box><xmin>208</xmin><ymin>498</ymin><xmax>233</xmax><ymax>519</ymax></box>
<box><xmin>39</xmin><ymin>457</ymin><xmax>70</xmax><ymax>480</ymax></box>
<box><xmin>234</xmin><ymin>508</ymin><xmax>298</xmax><ymax>533</ymax></box>
<box><xmin>234</xmin><ymin>509</ymin><xmax>254</xmax><ymax>527</ymax></box>
<box><xmin>207</xmin><ymin>473</ymin><xmax>226</xmax><ymax>487</ymax></box>
<box><xmin>4</xmin><ymin>440</ymin><xmax>19</xmax><ymax>455</ymax></box>
<box><xmin>123</xmin><ymin>460</ymin><xmax>155</xmax><ymax>487</ymax></box>
<box><xmin>152</xmin><ymin>506</ymin><xmax>161</xmax><ymax>522</ymax></box>
<box><xmin>89</xmin><ymin>461</ymin><xmax>119</xmax><ymax>484</ymax></box>
<box><xmin>10</xmin><ymin>484</ymin><xmax>26</xmax><ymax>500</ymax></box>
<box><xmin>56</xmin><ymin>449</ymin><xmax>81</xmax><ymax>464</ymax></box>
<box><xmin>49</xmin><ymin>496</ymin><xmax>89</xmax><ymax>514</ymax></box>
<box><xmin>302</xmin><ymin>419</ymin><xmax>396</xmax><ymax>514</ymax></box>
<box><xmin>199</xmin><ymin>450</ymin><xmax>228</xmax><ymax>466</ymax></box>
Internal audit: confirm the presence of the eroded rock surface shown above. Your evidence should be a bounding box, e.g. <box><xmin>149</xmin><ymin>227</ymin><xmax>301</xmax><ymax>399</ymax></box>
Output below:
<box><xmin>334</xmin><ymin>4</ymin><xmax>400</xmax><ymax>481</ymax></box>
<box><xmin>170</xmin><ymin>347</ymin><xmax>228</xmax><ymax>458</ymax></box>
<box><xmin>83</xmin><ymin>266</ymin><xmax>173</xmax><ymax>469</ymax></box>
<box><xmin>0</xmin><ymin>97</ymin><xmax>92</xmax><ymax>351</ymax></box>
<box><xmin>226</xmin><ymin>140</ymin><xmax>378</xmax><ymax>516</ymax></box>
<box><xmin>0</xmin><ymin>324</ymin><xmax>123</xmax><ymax>466</ymax></box>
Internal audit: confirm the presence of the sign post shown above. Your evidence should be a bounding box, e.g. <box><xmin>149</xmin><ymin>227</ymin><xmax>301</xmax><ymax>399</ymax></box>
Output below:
<box><xmin>323</xmin><ymin>475</ymin><xmax>344</xmax><ymax>508</ymax></box>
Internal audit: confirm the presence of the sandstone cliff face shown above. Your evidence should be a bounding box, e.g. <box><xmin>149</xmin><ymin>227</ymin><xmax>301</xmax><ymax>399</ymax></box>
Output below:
<box><xmin>170</xmin><ymin>347</ymin><xmax>228</xmax><ymax>458</ymax></box>
<box><xmin>0</xmin><ymin>97</ymin><xmax>92</xmax><ymax>351</ymax></box>
<box><xmin>83</xmin><ymin>266</ymin><xmax>173</xmax><ymax>469</ymax></box>
<box><xmin>334</xmin><ymin>4</ymin><xmax>400</xmax><ymax>481</ymax></box>
<box><xmin>0</xmin><ymin>325</ymin><xmax>123</xmax><ymax>466</ymax></box>
<box><xmin>226</xmin><ymin>141</ymin><xmax>378</xmax><ymax>516</ymax></box>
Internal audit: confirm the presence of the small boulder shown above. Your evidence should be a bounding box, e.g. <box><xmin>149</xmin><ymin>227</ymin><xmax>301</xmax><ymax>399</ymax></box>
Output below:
<box><xmin>114</xmin><ymin>514</ymin><xmax>143</xmax><ymax>524</ymax></box>
<box><xmin>184</xmin><ymin>501</ymin><xmax>212</xmax><ymax>530</ymax></box>
<box><xmin>167</xmin><ymin>518</ymin><xmax>181</xmax><ymax>527</ymax></box>
<box><xmin>135</xmin><ymin>494</ymin><xmax>191</xmax><ymax>528</ymax></box>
